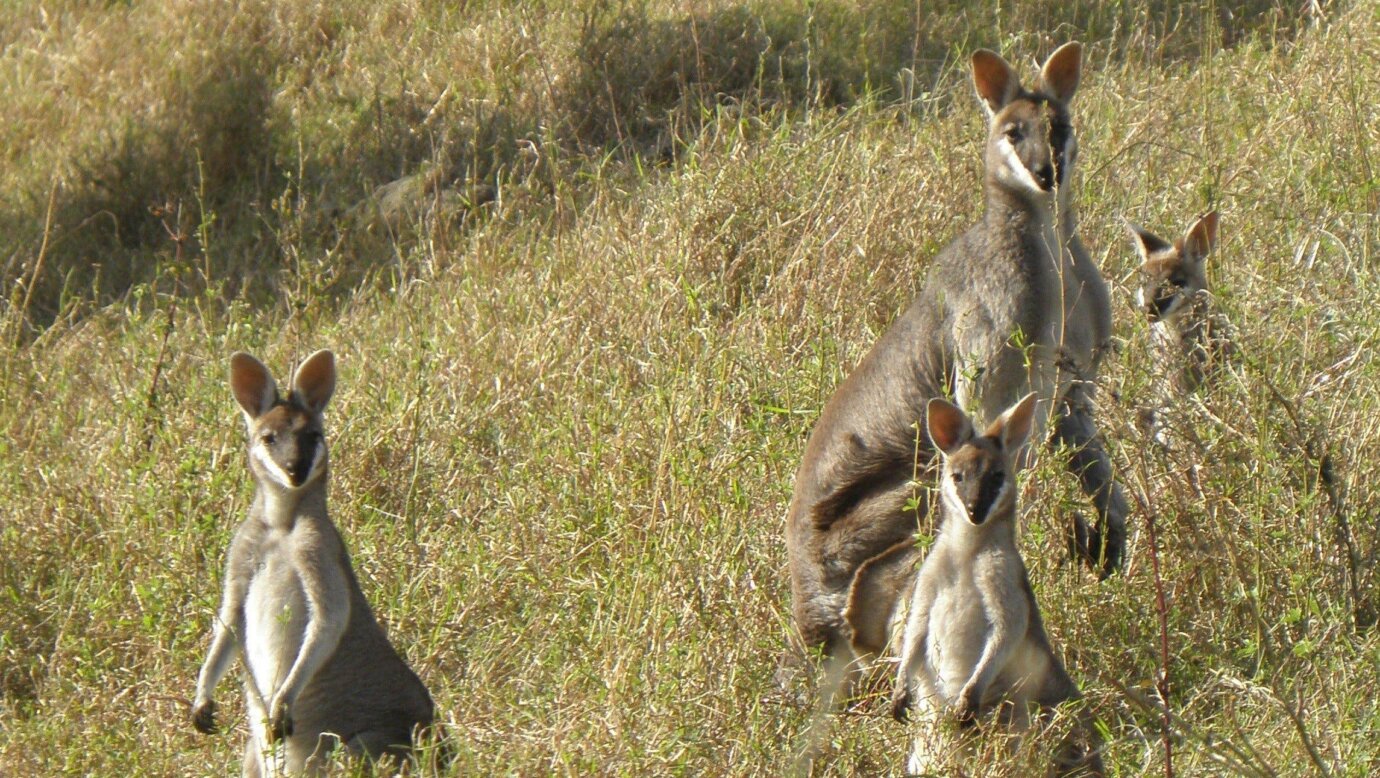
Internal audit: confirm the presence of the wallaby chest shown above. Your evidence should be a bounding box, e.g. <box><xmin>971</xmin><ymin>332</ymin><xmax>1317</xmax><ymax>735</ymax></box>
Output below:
<box><xmin>242</xmin><ymin>525</ymin><xmax>312</xmax><ymax>696</ymax></box>
<box><xmin>920</xmin><ymin>540</ymin><xmax>1032</xmax><ymax>696</ymax></box>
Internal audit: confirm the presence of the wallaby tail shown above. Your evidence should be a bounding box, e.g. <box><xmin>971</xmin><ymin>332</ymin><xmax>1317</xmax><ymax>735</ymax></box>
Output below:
<box><xmin>842</xmin><ymin>539</ymin><xmax>923</xmax><ymax>658</ymax></box>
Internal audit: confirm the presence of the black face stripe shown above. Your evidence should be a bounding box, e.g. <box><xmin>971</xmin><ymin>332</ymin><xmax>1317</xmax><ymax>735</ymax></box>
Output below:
<box><xmin>968</xmin><ymin>466</ymin><xmax>1005</xmax><ymax>524</ymax></box>
<box><xmin>288</xmin><ymin>435</ymin><xmax>318</xmax><ymax>485</ymax></box>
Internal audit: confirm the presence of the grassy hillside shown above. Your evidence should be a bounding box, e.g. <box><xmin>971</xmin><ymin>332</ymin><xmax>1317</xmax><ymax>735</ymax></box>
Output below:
<box><xmin>2</xmin><ymin>0</ymin><xmax>1378</xmax><ymax>774</ymax></box>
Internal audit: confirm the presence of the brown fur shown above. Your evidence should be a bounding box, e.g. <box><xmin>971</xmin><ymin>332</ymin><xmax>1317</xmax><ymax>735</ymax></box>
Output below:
<box><xmin>786</xmin><ymin>42</ymin><xmax>1127</xmax><ymax>666</ymax></box>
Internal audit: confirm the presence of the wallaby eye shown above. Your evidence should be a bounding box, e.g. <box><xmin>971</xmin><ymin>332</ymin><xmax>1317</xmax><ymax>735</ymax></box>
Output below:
<box><xmin>1004</xmin><ymin>126</ymin><xmax>1024</xmax><ymax>143</ymax></box>
<box><xmin>951</xmin><ymin>472</ymin><xmax>965</xmax><ymax>484</ymax></box>
<box><xmin>261</xmin><ymin>432</ymin><xmax>277</xmax><ymax>446</ymax></box>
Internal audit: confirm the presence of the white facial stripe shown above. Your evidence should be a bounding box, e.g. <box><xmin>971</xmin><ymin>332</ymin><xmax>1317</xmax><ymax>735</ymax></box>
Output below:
<box><xmin>996</xmin><ymin>137</ymin><xmax>1046</xmax><ymax>194</ymax></box>
<box><xmin>940</xmin><ymin>474</ymin><xmax>967</xmax><ymax>521</ymax></box>
<box><xmin>251</xmin><ymin>443</ymin><xmax>295</xmax><ymax>489</ymax></box>
<box><xmin>941</xmin><ymin>464</ymin><xmax>1015</xmax><ymax>525</ymax></box>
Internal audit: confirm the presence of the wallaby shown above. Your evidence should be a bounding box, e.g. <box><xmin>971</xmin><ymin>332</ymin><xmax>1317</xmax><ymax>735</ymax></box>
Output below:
<box><xmin>1127</xmin><ymin>211</ymin><xmax>1232</xmax><ymax>442</ymax></box>
<box><xmin>785</xmin><ymin>42</ymin><xmax>1127</xmax><ymax>668</ymax></box>
<box><xmin>192</xmin><ymin>350</ymin><xmax>436</xmax><ymax>776</ymax></box>
<box><xmin>891</xmin><ymin>394</ymin><xmax>1103</xmax><ymax>777</ymax></box>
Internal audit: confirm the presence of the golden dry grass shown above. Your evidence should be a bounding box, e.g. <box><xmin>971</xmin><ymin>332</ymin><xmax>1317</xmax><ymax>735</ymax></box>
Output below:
<box><xmin>1</xmin><ymin>0</ymin><xmax>1377</xmax><ymax>775</ymax></box>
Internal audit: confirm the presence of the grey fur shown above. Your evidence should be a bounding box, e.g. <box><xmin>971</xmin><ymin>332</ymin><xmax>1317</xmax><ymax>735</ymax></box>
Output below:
<box><xmin>786</xmin><ymin>42</ymin><xmax>1127</xmax><ymax>663</ymax></box>
<box><xmin>1129</xmin><ymin>211</ymin><xmax>1234</xmax><ymax>444</ymax></box>
<box><xmin>891</xmin><ymin>394</ymin><xmax>1103</xmax><ymax>776</ymax></box>
<box><xmin>192</xmin><ymin>350</ymin><xmax>435</xmax><ymax>776</ymax></box>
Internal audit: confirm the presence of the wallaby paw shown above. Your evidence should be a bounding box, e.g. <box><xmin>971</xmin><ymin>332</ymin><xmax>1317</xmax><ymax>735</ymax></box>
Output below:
<box><xmin>891</xmin><ymin>687</ymin><xmax>912</xmax><ymax>723</ymax></box>
<box><xmin>191</xmin><ymin>699</ymin><xmax>218</xmax><ymax>734</ymax></box>
<box><xmin>269</xmin><ymin>701</ymin><xmax>294</xmax><ymax>741</ymax></box>
<box><xmin>955</xmin><ymin>689</ymin><xmax>981</xmax><ymax>728</ymax></box>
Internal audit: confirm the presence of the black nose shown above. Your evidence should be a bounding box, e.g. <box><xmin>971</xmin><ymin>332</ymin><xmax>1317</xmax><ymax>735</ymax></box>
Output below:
<box><xmin>289</xmin><ymin>464</ymin><xmax>311</xmax><ymax>485</ymax></box>
<box><xmin>1035</xmin><ymin>164</ymin><xmax>1055</xmax><ymax>191</ymax></box>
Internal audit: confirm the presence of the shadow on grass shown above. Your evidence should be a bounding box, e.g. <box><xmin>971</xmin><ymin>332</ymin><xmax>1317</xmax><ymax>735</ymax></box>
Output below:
<box><xmin>0</xmin><ymin>0</ymin><xmax>1318</xmax><ymax>329</ymax></box>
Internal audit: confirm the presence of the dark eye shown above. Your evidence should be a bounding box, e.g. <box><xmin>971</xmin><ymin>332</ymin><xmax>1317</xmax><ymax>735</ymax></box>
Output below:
<box><xmin>951</xmin><ymin>472</ymin><xmax>965</xmax><ymax>483</ymax></box>
<box><xmin>261</xmin><ymin>432</ymin><xmax>277</xmax><ymax>445</ymax></box>
<box><xmin>1004</xmin><ymin>126</ymin><xmax>1024</xmax><ymax>143</ymax></box>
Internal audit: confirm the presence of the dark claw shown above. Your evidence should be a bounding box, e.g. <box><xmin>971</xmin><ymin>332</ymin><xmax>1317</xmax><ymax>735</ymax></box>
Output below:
<box><xmin>192</xmin><ymin>700</ymin><xmax>218</xmax><ymax>735</ymax></box>
<box><xmin>270</xmin><ymin>704</ymin><xmax>294</xmax><ymax>741</ymax></box>
<box><xmin>891</xmin><ymin>688</ymin><xmax>912</xmax><ymax>723</ymax></box>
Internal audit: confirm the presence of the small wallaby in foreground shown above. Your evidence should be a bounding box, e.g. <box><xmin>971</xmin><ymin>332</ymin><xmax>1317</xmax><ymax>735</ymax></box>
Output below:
<box><xmin>891</xmin><ymin>393</ymin><xmax>1102</xmax><ymax>777</ymax></box>
<box><xmin>192</xmin><ymin>350</ymin><xmax>435</xmax><ymax>776</ymax></box>
<box><xmin>786</xmin><ymin>42</ymin><xmax>1127</xmax><ymax>668</ymax></box>
<box><xmin>1129</xmin><ymin>210</ymin><xmax>1231</xmax><ymax>391</ymax></box>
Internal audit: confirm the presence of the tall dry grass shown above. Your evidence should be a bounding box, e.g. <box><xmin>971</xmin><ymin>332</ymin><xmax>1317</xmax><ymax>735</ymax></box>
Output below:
<box><xmin>1</xmin><ymin>0</ymin><xmax>1377</xmax><ymax>775</ymax></box>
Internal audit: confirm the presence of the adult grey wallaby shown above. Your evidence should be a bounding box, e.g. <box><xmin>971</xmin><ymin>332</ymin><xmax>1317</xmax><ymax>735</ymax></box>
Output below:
<box><xmin>786</xmin><ymin>42</ymin><xmax>1127</xmax><ymax>665</ymax></box>
<box><xmin>192</xmin><ymin>350</ymin><xmax>436</xmax><ymax>776</ymax></box>
<box><xmin>890</xmin><ymin>393</ymin><xmax>1103</xmax><ymax>777</ymax></box>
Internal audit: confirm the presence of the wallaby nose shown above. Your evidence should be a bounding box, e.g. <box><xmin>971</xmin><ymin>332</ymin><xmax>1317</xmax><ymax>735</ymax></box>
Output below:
<box><xmin>1034</xmin><ymin>163</ymin><xmax>1056</xmax><ymax>191</ymax></box>
<box><xmin>289</xmin><ymin>462</ymin><xmax>312</xmax><ymax>486</ymax></box>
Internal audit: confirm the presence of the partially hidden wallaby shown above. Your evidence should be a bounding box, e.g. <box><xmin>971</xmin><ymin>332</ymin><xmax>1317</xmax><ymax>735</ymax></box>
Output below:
<box><xmin>192</xmin><ymin>350</ymin><xmax>436</xmax><ymax>776</ymax></box>
<box><xmin>1127</xmin><ymin>211</ymin><xmax>1232</xmax><ymax>442</ymax></box>
<box><xmin>786</xmin><ymin>42</ymin><xmax>1127</xmax><ymax>668</ymax></box>
<box><xmin>891</xmin><ymin>393</ymin><xmax>1103</xmax><ymax>777</ymax></box>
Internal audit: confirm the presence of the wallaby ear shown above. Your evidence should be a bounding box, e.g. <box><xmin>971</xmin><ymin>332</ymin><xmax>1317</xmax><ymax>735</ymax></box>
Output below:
<box><xmin>292</xmin><ymin>350</ymin><xmax>336</xmax><ymax>414</ymax></box>
<box><xmin>1182</xmin><ymin>210</ymin><xmax>1219</xmax><ymax>264</ymax></box>
<box><xmin>230</xmin><ymin>352</ymin><xmax>278</xmax><ymax>420</ymax></box>
<box><xmin>987</xmin><ymin>392</ymin><xmax>1039</xmax><ymax>452</ymax></box>
<box><xmin>927</xmin><ymin>397</ymin><xmax>974</xmax><ymax>455</ymax></box>
<box><xmin>971</xmin><ymin>49</ymin><xmax>1021</xmax><ymax>115</ymax></box>
<box><xmin>1123</xmin><ymin>218</ymin><xmax>1170</xmax><ymax>265</ymax></box>
<box><xmin>1038</xmin><ymin>41</ymin><xmax>1082</xmax><ymax>104</ymax></box>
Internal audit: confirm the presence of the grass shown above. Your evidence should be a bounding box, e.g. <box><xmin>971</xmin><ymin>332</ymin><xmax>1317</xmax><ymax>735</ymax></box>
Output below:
<box><xmin>1</xmin><ymin>0</ymin><xmax>1378</xmax><ymax>774</ymax></box>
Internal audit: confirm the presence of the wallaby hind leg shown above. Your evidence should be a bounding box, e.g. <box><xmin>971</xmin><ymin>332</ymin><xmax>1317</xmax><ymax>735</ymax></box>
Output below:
<box><xmin>287</xmin><ymin>733</ymin><xmax>335</xmax><ymax>776</ymax></box>
<box><xmin>1036</xmin><ymin>684</ymin><xmax>1104</xmax><ymax>778</ymax></box>
<box><xmin>344</xmin><ymin>727</ymin><xmax>417</xmax><ymax>765</ymax></box>
<box><xmin>1052</xmin><ymin>383</ymin><xmax>1127</xmax><ymax>577</ymax></box>
<box><xmin>844</xmin><ymin>539</ymin><xmax>922</xmax><ymax>659</ymax></box>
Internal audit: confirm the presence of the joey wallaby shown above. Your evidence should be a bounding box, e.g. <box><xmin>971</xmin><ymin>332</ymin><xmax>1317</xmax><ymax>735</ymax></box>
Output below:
<box><xmin>192</xmin><ymin>350</ymin><xmax>435</xmax><ymax>776</ymax></box>
<box><xmin>891</xmin><ymin>394</ymin><xmax>1103</xmax><ymax>777</ymax></box>
<box><xmin>1127</xmin><ymin>211</ymin><xmax>1232</xmax><ymax>441</ymax></box>
<box><xmin>785</xmin><ymin>42</ymin><xmax>1127</xmax><ymax>668</ymax></box>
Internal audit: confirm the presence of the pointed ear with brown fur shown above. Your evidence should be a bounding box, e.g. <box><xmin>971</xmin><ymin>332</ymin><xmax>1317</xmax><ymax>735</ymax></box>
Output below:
<box><xmin>1123</xmin><ymin>218</ymin><xmax>1171</xmax><ymax>265</ymax></box>
<box><xmin>292</xmin><ymin>350</ymin><xmax>336</xmax><ymax>414</ymax></box>
<box><xmin>927</xmin><ymin>398</ymin><xmax>975</xmax><ymax>455</ymax></box>
<box><xmin>972</xmin><ymin>49</ymin><xmax>1021</xmax><ymax>116</ymax></box>
<box><xmin>986</xmin><ymin>392</ymin><xmax>1039</xmax><ymax>453</ymax></box>
<box><xmin>230</xmin><ymin>352</ymin><xmax>278</xmax><ymax>421</ymax></box>
<box><xmin>1182</xmin><ymin>210</ymin><xmax>1219</xmax><ymax>264</ymax></box>
<box><xmin>1038</xmin><ymin>41</ymin><xmax>1082</xmax><ymax>104</ymax></box>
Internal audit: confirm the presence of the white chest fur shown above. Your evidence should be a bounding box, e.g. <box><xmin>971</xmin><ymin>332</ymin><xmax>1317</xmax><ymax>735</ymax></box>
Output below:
<box><xmin>243</xmin><ymin>539</ymin><xmax>307</xmax><ymax>701</ymax></box>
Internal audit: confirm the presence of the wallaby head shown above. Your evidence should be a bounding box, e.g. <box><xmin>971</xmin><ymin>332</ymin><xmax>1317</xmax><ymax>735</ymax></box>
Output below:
<box><xmin>1128</xmin><ymin>211</ymin><xmax>1219</xmax><ymax>324</ymax></box>
<box><xmin>230</xmin><ymin>350</ymin><xmax>336</xmax><ymax>492</ymax></box>
<box><xmin>972</xmin><ymin>43</ymin><xmax>1081</xmax><ymax>202</ymax></box>
<box><xmin>927</xmin><ymin>393</ymin><xmax>1038</xmax><ymax>527</ymax></box>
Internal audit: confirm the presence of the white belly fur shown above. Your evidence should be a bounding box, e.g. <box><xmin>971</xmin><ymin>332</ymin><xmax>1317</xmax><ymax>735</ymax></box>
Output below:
<box><xmin>244</xmin><ymin>553</ymin><xmax>307</xmax><ymax>703</ymax></box>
